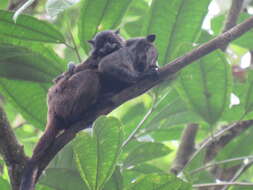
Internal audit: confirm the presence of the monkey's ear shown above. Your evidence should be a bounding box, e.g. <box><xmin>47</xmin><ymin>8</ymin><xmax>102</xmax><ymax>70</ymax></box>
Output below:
<box><xmin>87</xmin><ymin>40</ymin><xmax>95</xmax><ymax>47</ymax></box>
<box><xmin>114</xmin><ymin>29</ymin><xmax>120</xmax><ymax>34</ymax></box>
<box><xmin>146</xmin><ymin>34</ymin><xmax>156</xmax><ymax>42</ymax></box>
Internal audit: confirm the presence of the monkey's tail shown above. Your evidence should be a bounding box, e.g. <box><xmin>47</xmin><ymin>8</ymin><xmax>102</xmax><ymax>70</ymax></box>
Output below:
<box><xmin>20</xmin><ymin>120</ymin><xmax>60</xmax><ymax>190</ymax></box>
<box><xmin>19</xmin><ymin>160</ymin><xmax>38</xmax><ymax>190</ymax></box>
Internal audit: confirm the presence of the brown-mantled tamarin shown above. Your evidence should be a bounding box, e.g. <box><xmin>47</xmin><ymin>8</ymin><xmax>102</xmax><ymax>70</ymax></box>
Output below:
<box><xmin>20</xmin><ymin>33</ymin><xmax>158</xmax><ymax>190</ymax></box>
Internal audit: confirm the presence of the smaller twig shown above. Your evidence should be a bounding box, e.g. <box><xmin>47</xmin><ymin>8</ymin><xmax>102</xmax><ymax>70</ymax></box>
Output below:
<box><xmin>193</xmin><ymin>182</ymin><xmax>253</xmax><ymax>188</ymax></box>
<box><xmin>122</xmin><ymin>107</ymin><xmax>153</xmax><ymax>147</ymax></box>
<box><xmin>190</xmin><ymin>155</ymin><xmax>253</xmax><ymax>174</ymax></box>
<box><xmin>170</xmin><ymin>123</ymin><xmax>198</xmax><ymax>175</ymax></box>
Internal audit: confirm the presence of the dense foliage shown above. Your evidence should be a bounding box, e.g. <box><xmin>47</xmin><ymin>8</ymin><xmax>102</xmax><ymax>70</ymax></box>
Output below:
<box><xmin>0</xmin><ymin>0</ymin><xmax>253</xmax><ymax>189</ymax></box>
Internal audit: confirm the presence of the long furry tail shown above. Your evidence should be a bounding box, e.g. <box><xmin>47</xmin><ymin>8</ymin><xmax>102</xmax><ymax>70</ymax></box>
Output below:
<box><xmin>19</xmin><ymin>160</ymin><xmax>38</xmax><ymax>190</ymax></box>
<box><xmin>20</xmin><ymin>120</ymin><xmax>60</xmax><ymax>190</ymax></box>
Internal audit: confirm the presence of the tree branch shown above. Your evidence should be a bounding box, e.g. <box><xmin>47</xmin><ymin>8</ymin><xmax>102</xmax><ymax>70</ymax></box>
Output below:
<box><xmin>221</xmin><ymin>0</ymin><xmax>244</xmax><ymax>50</ymax></box>
<box><xmin>0</xmin><ymin>104</ymin><xmax>27</xmax><ymax>190</ymax></box>
<box><xmin>35</xmin><ymin>15</ymin><xmax>253</xmax><ymax>180</ymax></box>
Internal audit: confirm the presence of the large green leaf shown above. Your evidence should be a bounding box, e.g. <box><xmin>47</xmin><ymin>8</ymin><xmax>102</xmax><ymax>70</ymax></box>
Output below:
<box><xmin>176</xmin><ymin>50</ymin><xmax>231</xmax><ymax>124</ymax></box>
<box><xmin>127</xmin><ymin>173</ymin><xmax>191</xmax><ymax>190</ymax></box>
<box><xmin>78</xmin><ymin>0</ymin><xmax>133</xmax><ymax>52</ymax></box>
<box><xmin>142</xmin><ymin>0</ymin><xmax>210</xmax><ymax>65</ymax></box>
<box><xmin>0</xmin><ymin>79</ymin><xmax>48</xmax><ymax>129</ymax></box>
<box><xmin>0</xmin><ymin>10</ymin><xmax>65</xmax><ymax>43</ymax></box>
<box><xmin>0</xmin><ymin>34</ymin><xmax>66</xmax><ymax>72</ymax></box>
<box><xmin>123</xmin><ymin>142</ymin><xmax>171</xmax><ymax>168</ymax></box>
<box><xmin>73</xmin><ymin>116</ymin><xmax>123</xmax><ymax>190</ymax></box>
<box><xmin>0</xmin><ymin>44</ymin><xmax>59</xmax><ymax>82</ymax></box>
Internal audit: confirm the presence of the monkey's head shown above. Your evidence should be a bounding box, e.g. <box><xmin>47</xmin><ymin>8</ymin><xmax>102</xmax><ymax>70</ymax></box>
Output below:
<box><xmin>126</xmin><ymin>34</ymin><xmax>158</xmax><ymax>72</ymax></box>
<box><xmin>88</xmin><ymin>29</ymin><xmax>125</xmax><ymax>58</ymax></box>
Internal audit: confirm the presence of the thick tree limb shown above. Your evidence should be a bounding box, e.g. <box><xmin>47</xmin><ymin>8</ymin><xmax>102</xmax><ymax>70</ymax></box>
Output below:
<box><xmin>170</xmin><ymin>123</ymin><xmax>198</xmax><ymax>175</ymax></box>
<box><xmin>0</xmin><ymin>105</ymin><xmax>27</xmax><ymax>190</ymax></box>
<box><xmin>34</xmin><ymin>15</ymin><xmax>253</xmax><ymax>180</ymax></box>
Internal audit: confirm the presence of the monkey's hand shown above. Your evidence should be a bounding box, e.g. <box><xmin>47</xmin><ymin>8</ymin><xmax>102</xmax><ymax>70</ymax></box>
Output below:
<box><xmin>139</xmin><ymin>66</ymin><xmax>159</xmax><ymax>80</ymax></box>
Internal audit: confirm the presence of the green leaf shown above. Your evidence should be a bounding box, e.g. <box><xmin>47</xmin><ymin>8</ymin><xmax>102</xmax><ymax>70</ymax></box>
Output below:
<box><xmin>0</xmin><ymin>34</ymin><xmax>66</xmax><ymax>72</ymax></box>
<box><xmin>176</xmin><ymin>50</ymin><xmax>231</xmax><ymax>124</ymax></box>
<box><xmin>142</xmin><ymin>0</ymin><xmax>211</xmax><ymax>65</ymax></box>
<box><xmin>123</xmin><ymin>142</ymin><xmax>171</xmax><ymax>168</ymax></box>
<box><xmin>0</xmin><ymin>44</ymin><xmax>60</xmax><ymax>82</ymax></box>
<box><xmin>39</xmin><ymin>168</ymin><xmax>88</xmax><ymax>190</ymax></box>
<box><xmin>0</xmin><ymin>10</ymin><xmax>65</xmax><ymax>43</ymax></box>
<box><xmin>78</xmin><ymin>0</ymin><xmax>133</xmax><ymax>52</ymax></box>
<box><xmin>73</xmin><ymin>116</ymin><xmax>123</xmax><ymax>190</ymax></box>
<box><xmin>0</xmin><ymin>79</ymin><xmax>48</xmax><ymax>129</ymax></box>
<box><xmin>127</xmin><ymin>173</ymin><xmax>191</xmax><ymax>190</ymax></box>
<box><xmin>0</xmin><ymin>177</ymin><xmax>10</xmax><ymax>190</ymax></box>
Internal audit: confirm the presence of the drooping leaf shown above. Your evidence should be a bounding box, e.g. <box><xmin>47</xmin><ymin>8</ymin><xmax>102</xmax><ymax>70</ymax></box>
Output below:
<box><xmin>176</xmin><ymin>50</ymin><xmax>231</xmax><ymax>124</ymax></box>
<box><xmin>78</xmin><ymin>0</ymin><xmax>133</xmax><ymax>52</ymax></box>
<box><xmin>0</xmin><ymin>10</ymin><xmax>65</xmax><ymax>43</ymax></box>
<box><xmin>127</xmin><ymin>173</ymin><xmax>191</xmax><ymax>190</ymax></box>
<box><xmin>73</xmin><ymin>116</ymin><xmax>123</xmax><ymax>190</ymax></box>
<box><xmin>142</xmin><ymin>0</ymin><xmax>211</xmax><ymax>65</ymax></box>
<box><xmin>0</xmin><ymin>44</ymin><xmax>60</xmax><ymax>82</ymax></box>
<box><xmin>0</xmin><ymin>34</ymin><xmax>66</xmax><ymax>72</ymax></box>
